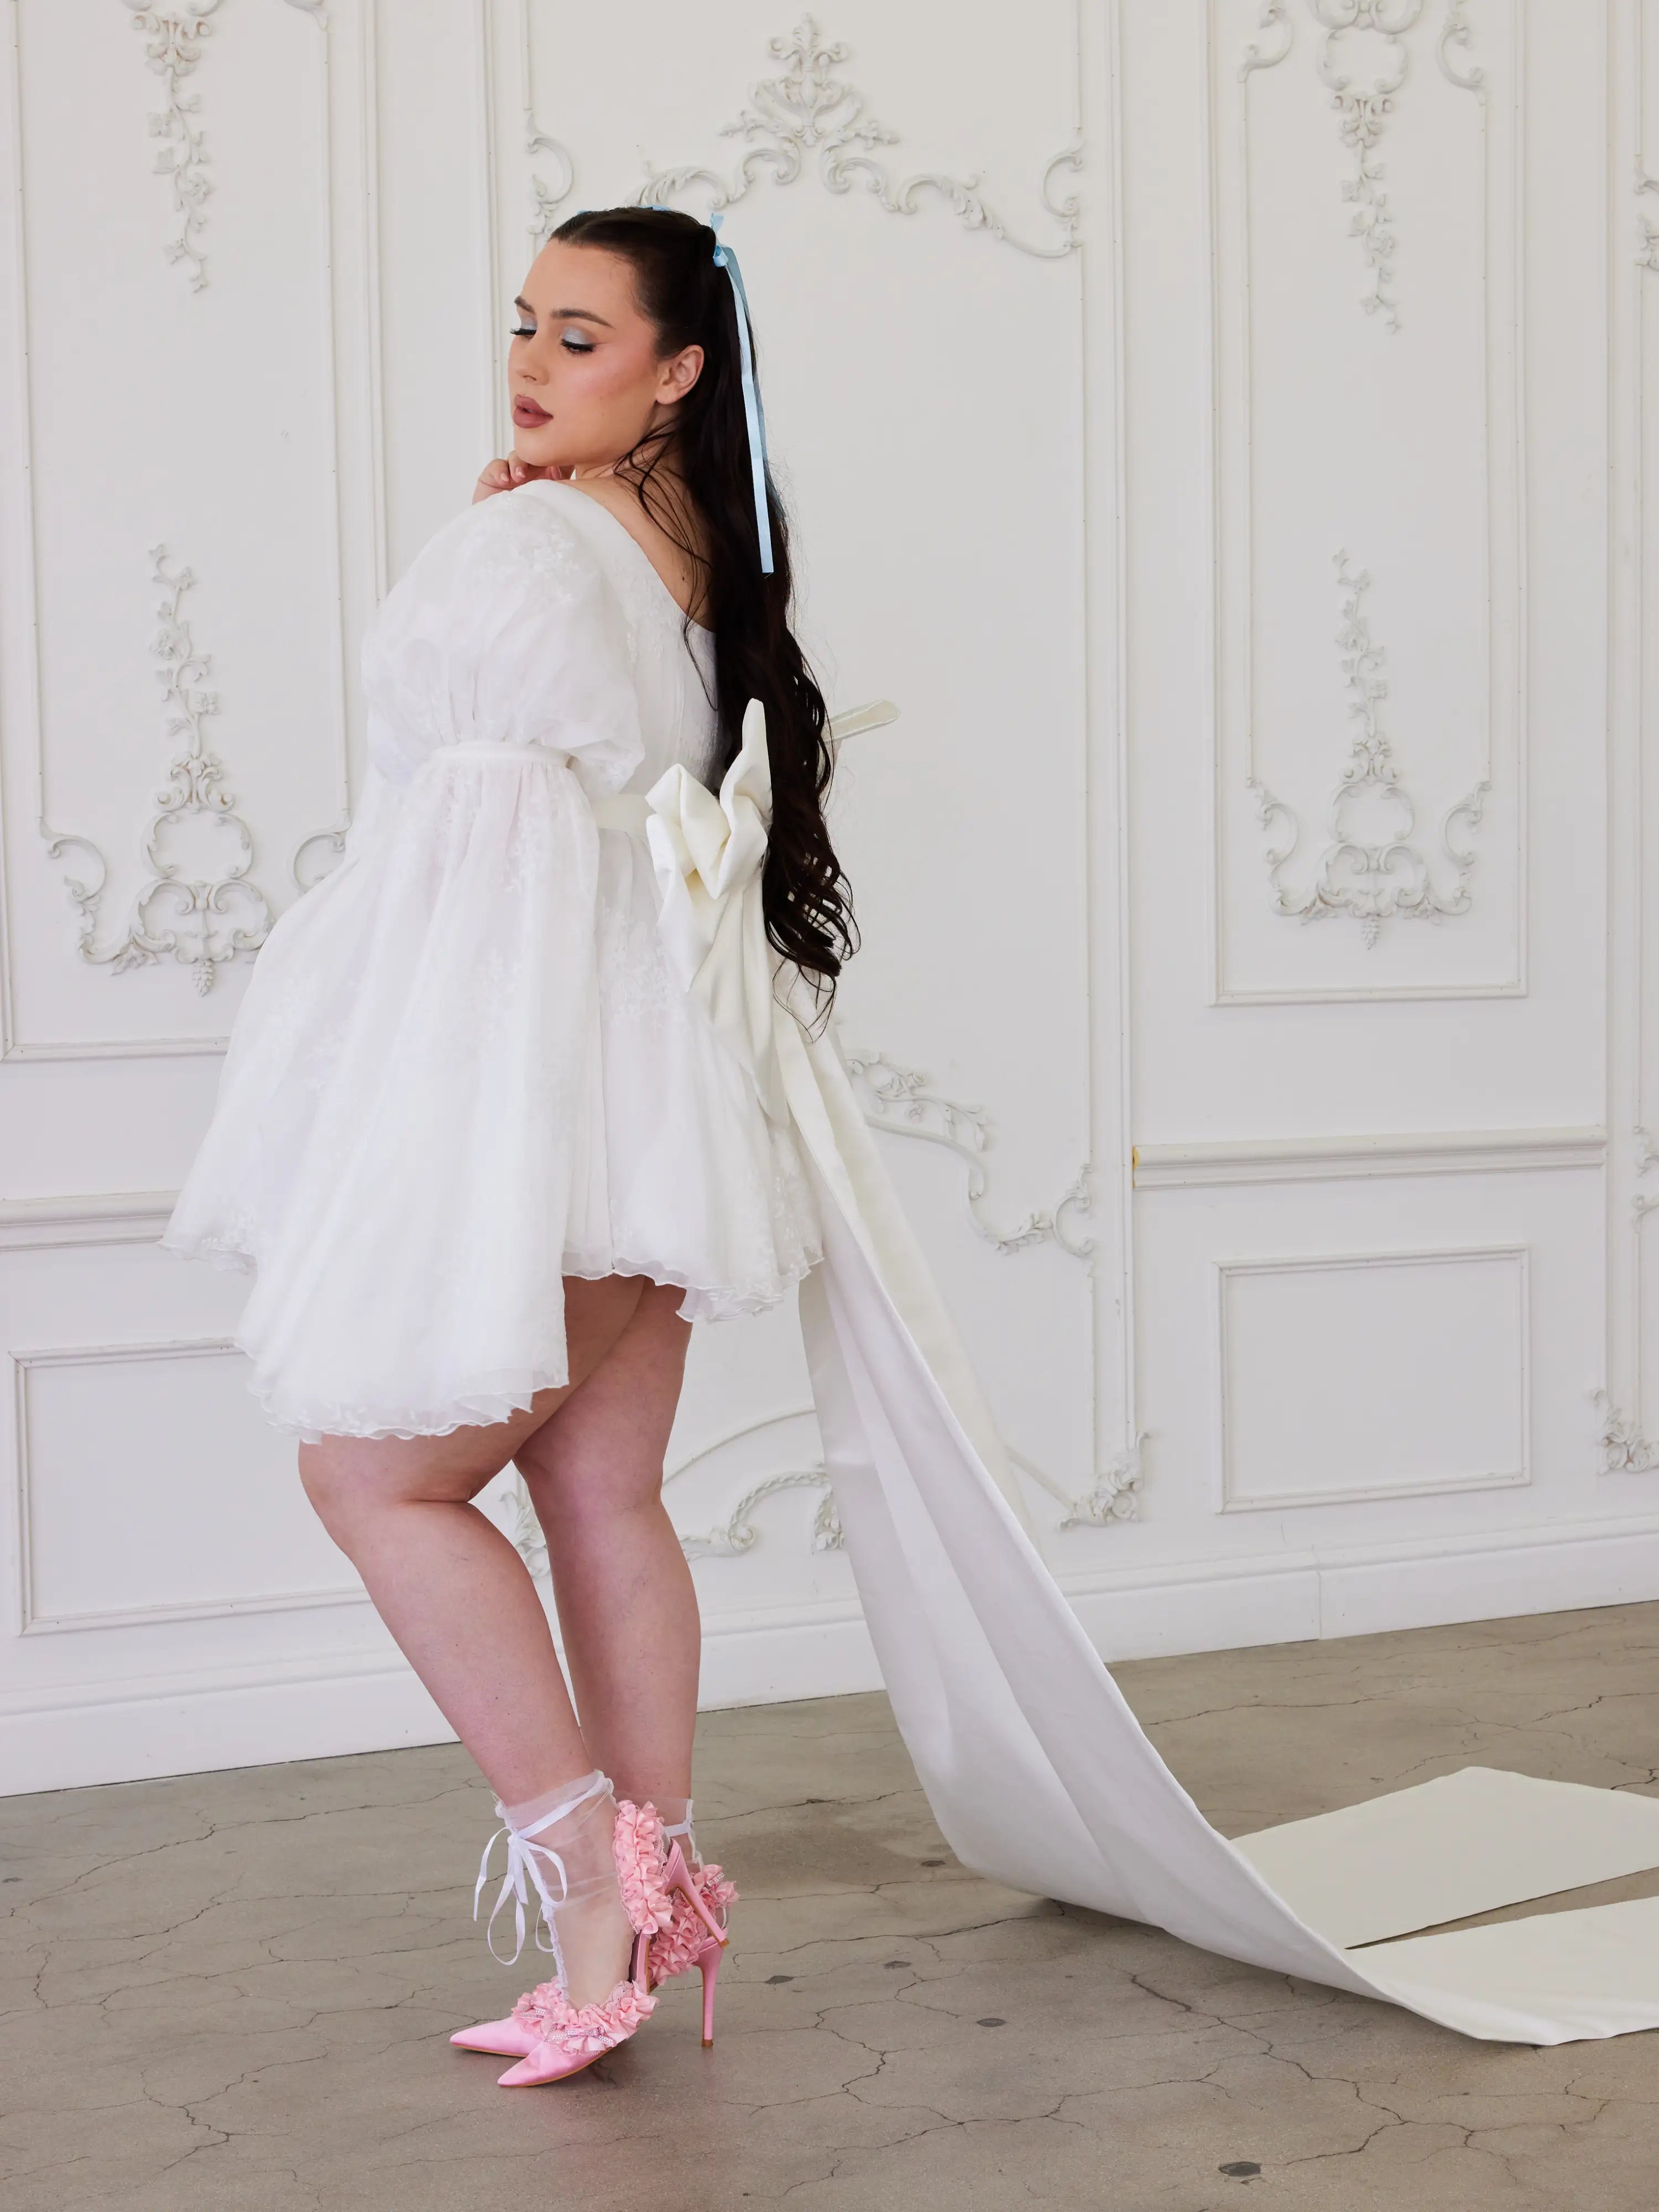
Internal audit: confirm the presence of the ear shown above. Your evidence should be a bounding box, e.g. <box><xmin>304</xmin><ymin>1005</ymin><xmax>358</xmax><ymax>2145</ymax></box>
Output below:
<box><xmin>655</xmin><ymin>343</ymin><xmax>705</xmax><ymax>406</ymax></box>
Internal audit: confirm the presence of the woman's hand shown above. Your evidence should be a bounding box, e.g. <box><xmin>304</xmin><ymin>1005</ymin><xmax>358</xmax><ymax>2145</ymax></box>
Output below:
<box><xmin>472</xmin><ymin>457</ymin><xmax>568</xmax><ymax>504</ymax></box>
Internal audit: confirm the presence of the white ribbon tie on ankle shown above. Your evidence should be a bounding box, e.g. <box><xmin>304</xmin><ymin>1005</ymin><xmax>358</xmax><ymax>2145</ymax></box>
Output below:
<box><xmin>473</xmin><ymin>1819</ymin><xmax>568</xmax><ymax>1965</ymax></box>
<box><xmin>473</xmin><ymin>1773</ymin><xmax>609</xmax><ymax>1965</ymax></box>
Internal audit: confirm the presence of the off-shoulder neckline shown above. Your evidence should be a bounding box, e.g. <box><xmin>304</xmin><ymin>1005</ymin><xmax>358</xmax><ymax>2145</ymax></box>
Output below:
<box><xmin>523</xmin><ymin>478</ymin><xmax>715</xmax><ymax>638</ymax></box>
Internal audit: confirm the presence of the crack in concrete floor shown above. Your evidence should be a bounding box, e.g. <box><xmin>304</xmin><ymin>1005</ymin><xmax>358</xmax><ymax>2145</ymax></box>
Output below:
<box><xmin>7</xmin><ymin>1600</ymin><xmax>1659</xmax><ymax>2209</ymax></box>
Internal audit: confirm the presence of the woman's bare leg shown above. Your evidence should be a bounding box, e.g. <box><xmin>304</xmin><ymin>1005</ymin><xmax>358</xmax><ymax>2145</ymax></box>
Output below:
<box><xmin>514</xmin><ymin>1281</ymin><xmax>699</xmax><ymax>1808</ymax></box>
<box><xmin>296</xmin><ymin>1274</ymin><xmax>648</xmax><ymax>1806</ymax></box>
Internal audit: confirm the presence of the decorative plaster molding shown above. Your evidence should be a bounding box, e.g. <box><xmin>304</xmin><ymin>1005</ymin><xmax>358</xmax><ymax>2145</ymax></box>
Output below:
<box><xmin>680</xmin><ymin>1470</ymin><xmax>844</xmax><ymax>1561</ymax></box>
<box><xmin>0</xmin><ymin>1191</ymin><xmax>179</xmax><ymax>1251</ymax></box>
<box><xmin>639</xmin><ymin>17</ymin><xmax>1081</xmax><ymax>259</ymax></box>
<box><xmin>119</xmin><ymin>1</ymin><xmax>221</xmax><ymax>291</ymax></box>
<box><xmin>842</xmin><ymin>1045</ymin><xmax>1093</xmax><ymax>1258</ymax></box>
<box><xmin>1634</xmin><ymin>1128</ymin><xmax>1659</xmax><ymax>1221</ymax></box>
<box><xmin>1239</xmin><ymin>1</ymin><xmax>1483</xmax><ymax>332</ymax></box>
<box><xmin>1249</xmin><ymin>551</ymin><xmax>1484</xmax><ymax>946</ymax></box>
<box><xmin>118</xmin><ymin>1</ymin><xmax>324</xmax><ymax>292</ymax></box>
<box><xmin>1641</xmin><ymin>174</ymin><xmax>1659</xmax><ymax>273</ymax></box>
<box><xmin>1217</xmin><ymin>1247</ymin><xmax>1530</xmax><ymax>1512</ymax></box>
<box><xmin>1595</xmin><ymin>1392</ymin><xmax>1659</xmax><ymax>1476</ymax></box>
<box><xmin>1134</xmin><ymin>1126</ymin><xmax>1605</xmax><ymax>1188</ymax></box>
<box><xmin>1048</xmin><ymin>1439</ymin><xmax>1145</xmax><ymax>1528</ymax></box>
<box><xmin>43</xmin><ymin>547</ymin><xmax>273</xmax><ymax>993</ymax></box>
<box><xmin>290</xmin><ymin>823</ymin><xmax>347</xmax><ymax>891</ymax></box>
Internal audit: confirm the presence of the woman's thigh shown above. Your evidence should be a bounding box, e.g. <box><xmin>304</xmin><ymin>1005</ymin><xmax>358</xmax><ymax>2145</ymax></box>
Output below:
<box><xmin>514</xmin><ymin>1281</ymin><xmax>691</xmax><ymax>1521</ymax></box>
<box><xmin>299</xmin><ymin>1274</ymin><xmax>653</xmax><ymax>1516</ymax></box>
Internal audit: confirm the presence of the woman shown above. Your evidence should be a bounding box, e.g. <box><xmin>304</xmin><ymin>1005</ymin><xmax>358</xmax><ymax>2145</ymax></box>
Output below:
<box><xmin>166</xmin><ymin>205</ymin><xmax>839</xmax><ymax>2082</ymax></box>
<box><xmin>167</xmin><ymin>205</ymin><xmax>1659</xmax><ymax>2071</ymax></box>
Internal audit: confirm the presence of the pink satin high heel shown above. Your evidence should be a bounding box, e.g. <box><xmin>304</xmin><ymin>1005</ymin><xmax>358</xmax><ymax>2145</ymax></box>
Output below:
<box><xmin>450</xmin><ymin>1794</ymin><xmax>672</xmax><ymax>2083</ymax></box>
<box><xmin>453</xmin><ymin>1803</ymin><xmax>735</xmax><ymax>2057</ymax></box>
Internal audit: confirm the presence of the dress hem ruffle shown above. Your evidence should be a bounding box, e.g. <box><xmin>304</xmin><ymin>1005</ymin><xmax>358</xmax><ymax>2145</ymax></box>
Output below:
<box><xmin>161</xmin><ymin>1228</ymin><xmax>822</xmax><ymax>1442</ymax></box>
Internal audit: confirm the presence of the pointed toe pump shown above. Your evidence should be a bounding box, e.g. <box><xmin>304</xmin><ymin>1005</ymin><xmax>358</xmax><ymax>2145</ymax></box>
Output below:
<box><xmin>496</xmin><ymin>1800</ymin><xmax>672</xmax><ymax>2087</ymax></box>
<box><xmin>449</xmin><ymin>1786</ymin><xmax>675</xmax><ymax>2084</ymax></box>
<box><xmin>452</xmin><ymin>1795</ymin><xmax>737</xmax><ymax>2066</ymax></box>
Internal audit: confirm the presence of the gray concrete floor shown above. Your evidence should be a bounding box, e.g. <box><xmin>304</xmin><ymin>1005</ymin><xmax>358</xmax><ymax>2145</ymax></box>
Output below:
<box><xmin>7</xmin><ymin>1603</ymin><xmax>1659</xmax><ymax>2210</ymax></box>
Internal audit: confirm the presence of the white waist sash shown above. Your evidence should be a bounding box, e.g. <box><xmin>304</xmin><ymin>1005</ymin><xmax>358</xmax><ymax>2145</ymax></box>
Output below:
<box><xmin>425</xmin><ymin>744</ymin><xmax>651</xmax><ymax>833</ymax></box>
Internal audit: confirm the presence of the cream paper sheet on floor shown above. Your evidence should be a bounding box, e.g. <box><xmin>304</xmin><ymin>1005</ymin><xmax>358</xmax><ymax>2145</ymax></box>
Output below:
<box><xmin>781</xmin><ymin>1021</ymin><xmax>1659</xmax><ymax>2047</ymax></box>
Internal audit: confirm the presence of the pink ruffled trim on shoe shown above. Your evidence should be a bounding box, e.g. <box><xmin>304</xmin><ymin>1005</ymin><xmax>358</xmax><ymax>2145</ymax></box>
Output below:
<box><xmin>528</xmin><ymin>1974</ymin><xmax>658</xmax><ymax>2059</ymax></box>
<box><xmin>649</xmin><ymin>1863</ymin><xmax>739</xmax><ymax>1983</ymax></box>
<box><xmin>510</xmin><ymin>1981</ymin><xmax>563</xmax><ymax>2041</ymax></box>
<box><xmin>613</xmin><ymin>1801</ymin><xmax>674</xmax><ymax>1936</ymax></box>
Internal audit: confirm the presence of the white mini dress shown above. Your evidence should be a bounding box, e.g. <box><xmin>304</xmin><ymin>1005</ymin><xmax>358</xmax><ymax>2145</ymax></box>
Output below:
<box><xmin>163</xmin><ymin>481</ymin><xmax>821</xmax><ymax>1442</ymax></box>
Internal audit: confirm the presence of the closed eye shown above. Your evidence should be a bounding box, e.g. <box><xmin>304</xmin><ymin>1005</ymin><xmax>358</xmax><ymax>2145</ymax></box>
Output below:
<box><xmin>560</xmin><ymin>330</ymin><xmax>596</xmax><ymax>353</ymax></box>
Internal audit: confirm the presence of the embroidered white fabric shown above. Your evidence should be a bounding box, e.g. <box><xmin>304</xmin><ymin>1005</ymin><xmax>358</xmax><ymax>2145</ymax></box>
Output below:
<box><xmin>163</xmin><ymin>482</ymin><xmax>821</xmax><ymax>1442</ymax></box>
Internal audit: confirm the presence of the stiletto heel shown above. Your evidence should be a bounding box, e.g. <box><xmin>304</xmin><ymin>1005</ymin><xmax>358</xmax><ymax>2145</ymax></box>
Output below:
<box><xmin>698</xmin><ymin>1939</ymin><xmax>721</xmax><ymax>2047</ymax></box>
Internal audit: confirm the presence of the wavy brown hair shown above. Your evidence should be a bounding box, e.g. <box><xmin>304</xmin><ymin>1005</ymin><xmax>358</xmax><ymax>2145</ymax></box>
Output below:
<box><xmin>552</xmin><ymin>205</ymin><xmax>855</xmax><ymax>997</ymax></box>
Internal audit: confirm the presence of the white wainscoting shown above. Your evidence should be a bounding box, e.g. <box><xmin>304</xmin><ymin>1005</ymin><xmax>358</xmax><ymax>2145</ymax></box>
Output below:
<box><xmin>1212</xmin><ymin>1246</ymin><xmax>1530</xmax><ymax>1514</ymax></box>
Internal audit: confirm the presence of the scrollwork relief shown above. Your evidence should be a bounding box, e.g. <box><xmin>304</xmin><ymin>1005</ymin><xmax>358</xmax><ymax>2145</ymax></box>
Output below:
<box><xmin>1249</xmin><ymin>551</ymin><xmax>1484</xmax><ymax>946</ymax></box>
<box><xmin>1060</xmin><ymin>1443</ymin><xmax>1145</xmax><ymax>1529</ymax></box>
<box><xmin>638</xmin><ymin>17</ymin><xmax>1080</xmax><ymax>260</ymax></box>
<box><xmin>1633</xmin><ymin>1128</ymin><xmax>1659</xmax><ymax>1223</ymax></box>
<box><xmin>1640</xmin><ymin>175</ymin><xmax>1659</xmax><ymax>273</ymax></box>
<box><xmin>1013</xmin><ymin>1437</ymin><xmax>1145</xmax><ymax>1528</ymax></box>
<box><xmin>842</xmin><ymin>1046</ymin><xmax>1093</xmax><ymax>1258</ymax></box>
<box><xmin>679</xmin><ymin>1471</ymin><xmax>844</xmax><ymax>1561</ymax></box>
<box><xmin>1239</xmin><ymin>1</ymin><xmax>1483</xmax><ymax>332</ymax></box>
<box><xmin>43</xmin><ymin>547</ymin><xmax>274</xmax><ymax>993</ymax></box>
<box><xmin>118</xmin><ymin>0</ymin><xmax>324</xmax><ymax>292</ymax></box>
<box><xmin>1595</xmin><ymin>1392</ymin><xmax>1659</xmax><ymax>1476</ymax></box>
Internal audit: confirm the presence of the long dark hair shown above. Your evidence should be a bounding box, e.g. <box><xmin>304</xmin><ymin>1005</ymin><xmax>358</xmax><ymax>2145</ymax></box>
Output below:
<box><xmin>552</xmin><ymin>205</ymin><xmax>855</xmax><ymax>997</ymax></box>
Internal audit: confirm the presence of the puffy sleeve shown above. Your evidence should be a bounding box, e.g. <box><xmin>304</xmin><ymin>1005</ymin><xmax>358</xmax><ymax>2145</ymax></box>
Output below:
<box><xmin>361</xmin><ymin>483</ymin><xmax>643</xmax><ymax>796</ymax></box>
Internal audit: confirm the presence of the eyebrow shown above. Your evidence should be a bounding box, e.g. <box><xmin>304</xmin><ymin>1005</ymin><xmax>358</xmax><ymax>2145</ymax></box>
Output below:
<box><xmin>514</xmin><ymin>295</ymin><xmax>613</xmax><ymax>328</ymax></box>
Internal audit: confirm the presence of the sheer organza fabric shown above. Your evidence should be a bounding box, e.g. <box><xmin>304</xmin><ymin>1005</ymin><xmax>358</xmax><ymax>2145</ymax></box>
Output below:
<box><xmin>163</xmin><ymin>484</ymin><xmax>820</xmax><ymax>1441</ymax></box>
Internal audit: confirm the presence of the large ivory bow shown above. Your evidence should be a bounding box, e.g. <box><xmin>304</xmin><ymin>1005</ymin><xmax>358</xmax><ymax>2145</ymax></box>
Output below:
<box><xmin>645</xmin><ymin>698</ymin><xmax>791</xmax><ymax>1123</ymax></box>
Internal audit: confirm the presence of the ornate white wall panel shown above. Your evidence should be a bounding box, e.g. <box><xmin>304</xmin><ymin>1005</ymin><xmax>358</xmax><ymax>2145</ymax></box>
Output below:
<box><xmin>1212</xmin><ymin>0</ymin><xmax>1523</xmax><ymax>1003</ymax></box>
<box><xmin>1214</xmin><ymin>1246</ymin><xmax>1528</xmax><ymax>1512</ymax></box>
<box><xmin>0</xmin><ymin>0</ymin><xmax>378</xmax><ymax>1060</ymax></box>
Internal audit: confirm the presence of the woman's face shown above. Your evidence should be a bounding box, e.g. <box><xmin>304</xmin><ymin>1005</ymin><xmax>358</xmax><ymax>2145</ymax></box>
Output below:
<box><xmin>508</xmin><ymin>239</ymin><xmax>702</xmax><ymax>474</ymax></box>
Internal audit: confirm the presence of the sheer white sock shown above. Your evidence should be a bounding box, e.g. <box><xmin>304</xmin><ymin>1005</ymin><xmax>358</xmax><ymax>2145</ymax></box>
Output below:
<box><xmin>477</xmin><ymin>1770</ymin><xmax>630</xmax><ymax>2004</ymax></box>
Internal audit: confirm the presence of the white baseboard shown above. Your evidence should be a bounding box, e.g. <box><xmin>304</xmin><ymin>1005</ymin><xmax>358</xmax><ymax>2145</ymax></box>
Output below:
<box><xmin>0</xmin><ymin>1599</ymin><xmax>884</xmax><ymax>1797</ymax></box>
<box><xmin>7</xmin><ymin>1516</ymin><xmax>1659</xmax><ymax>1797</ymax></box>
<box><xmin>1058</xmin><ymin>1508</ymin><xmax>1659</xmax><ymax>1660</ymax></box>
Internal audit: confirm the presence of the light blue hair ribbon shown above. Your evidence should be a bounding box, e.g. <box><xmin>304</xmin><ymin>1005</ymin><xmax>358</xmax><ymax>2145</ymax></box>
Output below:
<box><xmin>596</xmin><ymin>204</ymin><xmax>775</xmax><ymax>577</ymax></box>
<box><xmin>707</xmin><ymin>213</ymin><xmax>775</xmax><ymax>576</ymax></box>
